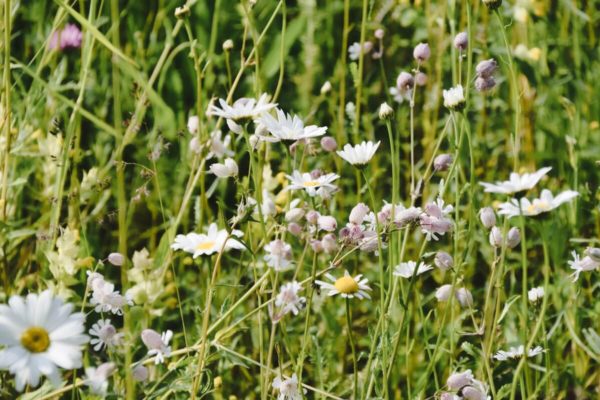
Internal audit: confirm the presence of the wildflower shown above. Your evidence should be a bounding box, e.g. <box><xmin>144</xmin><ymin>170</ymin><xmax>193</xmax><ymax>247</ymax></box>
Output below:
<box><xmin>348</xmin><ymin>41</ymin><xmax>373</xmax><ymax>60</ymax></box>
<box><xmin>489</xmin><ymin>226</ymin><xmax>503</xmax><ymax>247</ymax></box>
<box><xmin>413</xmin><ymin>42</ymin><xmax>431</xmax><ymax>62</ymax></box>
<box><xmin>89</xmin><ymin>319</ymin><xmax>123</xmax><ymax>351</ymax></box>
<box><xmin>132</xmin><ymin>365</ymin><xmax>149</xmax><ymax>382</ymax></box>
<box><xmin>107</xmin><ymin>252</ymin><xmax>125</xmax><ymax>266</ymax></box>
<box><xmin>337</xmin><ymin>141</ymin><xmax>381</xmax><ymax>166</ymax></box>
<box><xmin>286</xmin><ymin>170</ymin><xmax>339</xmax><ymax>197</ymax></box>
<box><xmin>207</xmin><ymin>130</ymin><xmax>234</xmax><ymax>159</ymax></box>
<box><xmin>305</xmin><ymin>210</ymin><xmax>320</xmax><ymax>225</ymax></box>
<box><xmin>479</xmin><ymin>167</ymin><xmax>552</xmax><ymax>194</ymax></box>
<box><xmin>434</xmin><ymin>251</ymin><xmax>454</xmax><ymax>271</ymax></box>
<box><xmin>396</xmin><ymin>72</ymin><xmax>414</xmax><ymax>91</ymax></box>
<box><xmin>209</xmin><ymin>158</ymin><xmax>238</xmax><ymax>178</ymax></box>
<box><xmin>171</xmin><ymin>223</ymin><xmax>245</xmax><ymax>257</ymax></box>
<box><xmin>187</xmin><ymin>115</ymin><xmax>199</xmax><ymax>134</ymax></box>
<box><xmin>275</xmin><ymin>281</ymin><xmax>306</xmax><ymax>316</ymax></box>
<box><xmin>49</xmin><ymin>23</ymin><xmax>82</xmax><ymax>51</ymax></box>
<box><xmin>443</xmin><ymin>85</ymin><xmax>466</xmax><ymax>111</ymax></box>
<box><xmin>349</xmin><ymin>203</ymin><xmax>370</xmax><ymax>225</ymax></box>
<box><xmin>475</xmin><ymin>76</ymin><xmax>497</xmax><ymax>92</ymax></box>
<box><xmin>258</xmin><ymin>109</ymin><xmax>327</xmax><ymax>142</ymax></box>
<box><xmin>456</xmin><ymin>288</ymin><xmax>474</xmax><ymax>308</ymax></box>
<box><xmin>379</xmin><ymin>102</ymin><xmax>394</xmax><ymax>120</ymax></box>
<box><xmin>0</xmin><ymin>290</ymin><xmax>88</xmax><ymax>391</ymax></box>
<box><xmin>462</xmin><ymin>379</ymin><xmax>490</xmax><ymax>400</ymax></box>
<box><xmin>272</xmin><ymin>373</ymin><xmax>306</xmax><ymax>400</ymax></box>
<box><xmin>454</xmin><ymin>32</ymin><xmax>468</xmax><ymax>50</ymax></box>
<box><xmin>264</xmin><ymin>240</ymin><xmax>293</xmax><ymax>271</ymax></box>
<box><xmin>393</xmin><ymin>261</ymin><xmax>433</xmax><ymax>279</ymax></box>
<box><xmin>84</xmin><ymin>362</ymin><xmax>116</xmax><ymax>396</ymax></box>
<box><xmin>321</xmin><ymin>234</ymin><xmax>338</xmax><ymax>254</ymax></box>
<box><xmin>320</xmin><ymin>136</ymin><xmax>338</xmax><ymax>152</ymax></box>
<box><xmin>476</xmin><ymin>59</ymin><xmax>498</xmax><ymax>78</ymax></box>
<box><xmin>208</xmin><ymin>93</ymin><xmax>277</xmax><ymax>123</ymax></box>
<box><xmin>415</xmin><ymin>71</ymin><xmax>428</xmax><ymax>86</ymax></box>
<box><xmin>506</xmin><ymin>227</ymin><xmax>521</xmax><ymax>248</ymax></box>
<box><xmin>493</xmin><ymin>345</ymin><xmax>545</xmax><ymax>361</ymax></box>
<box><xmin>141</xmin><ymin>329</ymin><xmax>173</xmax><ymax>364</ymax></box>
<box><xmin>222</xmin><ymin>39</ymin><xmax>234</xmax><ymax>51</ymax></box>
<box><xmin>436</xmin><ymin>284</ymin><xmax>453</xmax><ymax>301</ymax></box>
<box><xmin>434</xmin><ymin>154</ymin><xmax>453</xmax><ymax>171</ymax></box>
<box><xmin>285</xmin><ymin>202</ymin><xmax>305</xmax><ymax>222</ymax></box>
<box><xmin>419</xmin><ymin>198</ymin><xmax>453</xmax><ymax>241</ymax></box>
<box><xmin>498</xmin><ymin>189</ymin><xmax>579</xmax><ymax>218</ymax></box>
<box><xmin>316</xmin><ymin>270</ymin><xmax>372</xmax><ymax>300</ymax></box>
<box><xmin>90</xmin><ymin>279</ymin><xmax>133</xmax><ymax>316</ymax></box>
<box><xmin>288</xmin><ymin>222</ymin><xmax>302</xmax><ymax>236</ymax></box>
<box><xmin>317</xmin><ymin>215</ymin><xmax>337</xmax><ymax>232</ymax></box>
<box><xmin>568</xmin><ymin>250</ymin><xmax>600</xmax><ymax>282</ymax></box>
<box><xmin>447</xmin><ymin>369</ymin><xmax>474</xmax><ymax>390</ymax></box>
<box><xmin>528</xmin><ymin>287</ymin><xmax>544</xmax><ymax>303</ymax></box>
<box><xmin>479</xmin><ymin>207</ymin><xmax>496</xmax><ymax>228</ymax></box>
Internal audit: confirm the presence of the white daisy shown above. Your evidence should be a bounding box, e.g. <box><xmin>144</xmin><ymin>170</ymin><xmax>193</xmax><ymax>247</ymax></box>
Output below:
<box><xmin>479</xmin><ymin>167</ymin><xmax>552</xmax><ymax>194</ymax></box>
<box><xmin>272</xmin><ymin>373</ymin><xmax>306</xmax><ymax>400</ymax></box>
<box><xmin>207</xmin><ymin>93</ymin><xmax>277</xmax><ymax>122</ymax></box>
<box><xmin>337</xmin><ymin>141</ymin><xmax>381</xmax><ymax>166</ymax></box>
<box><xmin>493</xmin><ymin>345</ymin><xmax>545</xmax><ymax>361</ymax></box>
<box><xmin>258</xmin><ymin>108</ymin><xmax>327</xmax><ymax>142</ymax></box>
<box><xmin>0</xmin><ymin>290</ymin><xmax>89</xmax><ymax>391</ymax></box>
<box><xmin>275</xmin><ymin>281</ymin><xmax>306</xmax><ymax>316</ymax></box>
<box><xmin>141</xmin><ymin>329</ymin><xmax>173</xmax><ymax>365</ymax></box>
<box><xmin>393</xmin><ymin>261</ymin><xmax>433</xmax><ymax>279</ymax></box>
<box><xmin>442</xmin><ymin>85</ymin><xmax>465</xmax><ymax>110</ymax></box>
<box><xmin>498</xmin><ymin>189</ymin><xmax>579</xmax><ymax>218</ymax></box>
<box><xmin>568</xmin><ymin>250</ymin><xmax>600</xmax><ymax>282</ymax></box>
<box><xmin>528</xmin><ymin>287</ymin><xmax>544</xmax><ymax>303</ymax></box>
<box><xmin>84</xmin><ymin>362</ymin><xmax>116</xmax><ymax>396</ymax></box>
<box><xmin>315</xmin><ymin>270</ymin><xmax>372</xmax><ymax>300</ymax></box>
<box><xmin>285</xmin><ymin>170</ymin><xmax>339</xmax><ymax>197</ymax></box>
<box><xmin>89</xmin><ymin>319</ymin><xmax>123</xmax><ymax>351</ymax></box>
<box><xmin>264</xmin><ymin>240</ymin><xmax>293</xmax><ymax>271</ymax></box>
<box><xmin>171</xmin><ymin>223</ymin><xmax>245</xmax><ymax>258</ymax></box>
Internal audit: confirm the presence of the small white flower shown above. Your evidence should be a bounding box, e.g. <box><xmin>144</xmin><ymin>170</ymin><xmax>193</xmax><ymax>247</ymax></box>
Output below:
<box><xmin>272</xmin><ymin>373</ymin><xmax>306</xmax><ymax>400</ymax></box>
<box><xmin>171</xmin><ymin>223</ymin><xmax>245</xmax><ymax>258</ymax></box>
<box><xmin>447</xmin><ymin>369</ymin><xmax>474</xmax><ymax>390</ymax></box>
<box><xmin>480</xmin><ymin>167</ymin><xmax>552</xmax><ymax>194</ymax></box>
<box><xmin>420</xmin><ymin>198</ymin><xmax>454</xmax><ymax>241</ymax></box>
<box><xmin>393</xmin><ymin>261</ymin><xmax>433</xmax><ymax>279</ymax></box>
<box><xmin>317</xmin><ymin>215</ymin><xmax>337</xmax><ymax>232</ymax></box>
<box><xmin>528</xmin><ymin>286</ymin><xmax>544</xmax><ymax>303</ymax></box>
<box><xmin>208</xmin><ymin>93</ymin><xmax>277</xmax><ymax>122</ymax></box>
<box><xmin>435</xmin><ymin>284</ymin><xmax>453</xmax><ymax>302</ymax></box>
<box><xmin>264</xmin><ymin>240</ymin><xmax>293</xmax><ymax>271</ymax></box>
<box><xmin>337</xmin><ymin>141</ymin><xmax>380</xmax><ymax>166</ymax></box>
<box><xmin>493</xmin><ymin>345</ymin><xmax>545</xmax><ymax>361</ymax></box>
<box><xmin>84</xmin><ymin>362</ymin><xmax>116</xmax><ymax>396</ymax></box>
<box><xmin>498</xmin><ymin>189</ymin><xmax>579</xmax><ymax>218</ymax></box>
<box><xmin>207</xmin><ymin>130</ymin><xmax>234</xmax><ymax>159</ymax></box>
<box><xmin>209</xmin><ymin>158</ymin><xmax>238</xmax><ymax>178</ymax></box>
<box><xmin>456</xmin><ymin>287</ymin><xmax>474</xmax><ymax>308</ymax></box>
<box><xmin>286</xmin><ymin>170</ymin><xmax>339</xmax><ymax>197</ymax></box>
<box><xmin>141</xmin><ymin>329</ymin><xmax>173</xmax><ymax>365</ymax></box>
<box><xmin>258</xmin><ymin>109</ymin><xmax>327</xmax><ymax>142</ymax></box>
<box><xmin>442</xmin><ymin>85</ymin><xmax>465</xmax><ymax>110</ymax></box>
<box><xmin>90</xmin><ymin>280</ymin><xmax>133</xmax><ymax>316</ymax></box>
<box><xmin>568</xmin><ymin>250</ymin><xmax>600</xmax><ymax>282</ymax></box>
<box><xmin>275</xmin><ymin>281</ymin><xmax>306</xmax><ymax>316</ymax></box>
<box><xmin>348</xmin><ymin>41</ymin><xmax>372</xmax><ymax>60</ymax></box>
<box><xmin>187</xmin><ymin>115</ymin><xmax>199</xmax><ymax>134</ymax></box>
<box><xmin>89</xmin><ymin>319</ymin><xmax>123</xmax><ymax>351</ymax></box>
<box><xmin>315</xmin><ymin>270</ymin><xmax>372</xmax><ymax>300</ymax></box>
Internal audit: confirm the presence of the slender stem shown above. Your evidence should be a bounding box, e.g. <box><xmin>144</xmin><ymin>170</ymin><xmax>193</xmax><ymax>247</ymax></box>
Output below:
<box><xmin>346</xmin><ymin>298</ymin><xmax>358</xmax><ymax>400</ymax></box>
<box><xmin>353</xmin><ymin>0</ymin><xmax>368</xmax><ymax>140</ymax></box>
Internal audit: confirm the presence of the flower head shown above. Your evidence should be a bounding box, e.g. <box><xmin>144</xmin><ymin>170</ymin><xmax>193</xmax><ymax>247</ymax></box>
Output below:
<box><xmin>337</xmin><ymin>141</ymin><xmax>380</xmax><ymax>166</ymax></box>
<box><xmin>568</xmin><ymin>250</ymin><xmax>599</xmax><ymax>282</ymax></box>
<box><xmin>480</xmin><ymin>167</ymin><xmax>552</xmax><ymax>194</ymax></box>
<box><xmin>498</xmin><ymin>189</ymin><xmax>579</xmax><ymax>218</ymax></box>
<box><xmin>275</xmin><ymin>281</ymin><xmax>306</xmax><ymax>317</ymax></box>
<box><xmin>258</xmin><ymin>109</ymin><xmax>327</xmax><ymax>142</ymax></box>
<box><xmin>443</xmin><ymin>85</ymin><xmax>465</xmax><ymax>110</ymax></box>
<box><xmin>264</xmin><ymin>240</ymin><xmax>293</xmax><ymax>271</ymax></box>
<box><xmin>272</xmin><ymin>373</ymin><xmax>306</xmax><ymax>400</ymax></box>
<box><xmin>528</xmin><ymin>287</ymin><xmax>544</xmax><ymax>303</ymax></box>
<box><xmin>316</xmin><ymin>270</ymin><xmax>372</xmax><ymax>300</ymax></box>
<box><xmin>171</xmin><ymin>223</ymin><xmax>245</xmax><ymax>258</ymax></box>
<box><xmin>493</xmin><ymin>345</ymin><xmax>545</xmax><ymax>361</ymax></box>
<box><xmin>89</xmin><ymin>319</ymin><xmax>123</xmax><ymax>351</ymax></box>
<box><xmin>208</xmin><ymin>93</ymin><xmax>277</xmax><ymax>122</ymax></box>
<box><xmin>286</xmin><ymin>170</ymin><xmax>339</xmax><ymax>197</ymax></box>
<box><xmin>49</xmin><ymin>24</ymin><xmax>82</xmax><ymax>51</ymax></box>
<box><xmin>141</xmin><ymin>329</ymin><xmax>173</xmax><ymax>364</ymax></box>
<box><xmin>393</xmin><ymin>261</ymin><xmax>433</xmax><ymax>279</ymax></box>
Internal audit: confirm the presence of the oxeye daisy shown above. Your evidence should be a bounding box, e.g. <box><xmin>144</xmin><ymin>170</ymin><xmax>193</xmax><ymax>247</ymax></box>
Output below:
<box><xmin>258</xmin><ymin>108</ymin><xmax>327</xmax><ymax>142</ymax></box>
<box><xmin>393</xmin><ymin>261</ymin><xmax>433</xmax><ymax>279</ymax></box>
<box><xmin>207</xmin><ymin>93</ymin><xmax>277</xmax><ymax>122</ymax></box>
<box><xmin>315</xmin><ymin>270</ymin><xmax>372</xmax><ymax>300</ymax></box>
<box><xmin>479</xmin><ymin>167</ymin><xmax>552</xmax><ymax>194</ymax></box>
<box><xmin>336</xmin><ymin>141</ymin><xmax>380</xmax><ymax>166</ymax></box>
<box><xmin>0</xmin><ymin>290</ymin><xmax>89</xmax><ymax>391</ymax></box>
<box><xmin>498</xmin><ymin>189</ymin><xmax>579</xmax><ymax>218</ymax></box>
<box><xmin>493</xmin><ymin>345</ymin><xmax>545</xmax><ymax>361</ymax></box>
<box><xmin>285</xmin><ymin>170</ymin><xmax>339</xmax><ymax>197</ymax></box>
<box><xmin>171</xmin><ymin>223</ymin><xmax>245</xmax><ymax>258</ymax></box>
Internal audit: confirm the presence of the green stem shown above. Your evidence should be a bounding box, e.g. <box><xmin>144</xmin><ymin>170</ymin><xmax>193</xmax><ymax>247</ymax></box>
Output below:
<box><xmin>346</xmin><ymin>298</ymin><xmax>358</xmax><ymax>400</ymax></box>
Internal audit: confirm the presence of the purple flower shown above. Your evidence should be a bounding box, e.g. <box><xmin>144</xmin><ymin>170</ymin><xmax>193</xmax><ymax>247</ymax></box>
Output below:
<box><xmin>49</xmin><ymin>23</ymin><xmax>82</xmax><ymax>51</ymax></box>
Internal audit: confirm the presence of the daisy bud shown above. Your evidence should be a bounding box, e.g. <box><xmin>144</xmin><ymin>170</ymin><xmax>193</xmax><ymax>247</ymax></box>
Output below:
<box><xmin>305</xmin><ymin>210</ymin><xmax>320</xmax><ymax>225</ymax></box>
<box><xmin>285</xmin><ymin>208</ymin><xmax>305</xmax><ymax>223</ymax></box>
<box><xmin>288</xmin><ymin>222</ymin><xmax>302</xmax><ymax>237</ymax></box>
<box><xmin>379</xmin><ymin>102</ymin><xmax>394</xmax><ymax>120</ymax></box>
<box><xmin>482</xmin><ymin>0</ymin><xmax>503</xmax><ymax>11</ymax></box>
<box><xmin>447</xmin><ymin>370</ymin><xmax>474</xmax><ymax>390</ymax></box>
<box><xmin>506</xmin><ymin>227</ymin><xmax>521</xmax><ymax>248</ymax></box>
<box><xmin>349</xmin><ymin>203</ymin><xmax>370</xmax><ymax>225</ymax></box>
<box><xmin>320</xmin><ymin>81</ymin><xmax>332</xmax><ymax>94</ymax></box>
<box><xmin>322</xmin><ymin>233</ymin><xmax>338</xmax><ymax>254</ymax></box>
<box><xmin>189</xmin><ymin>137</ymin><xmax>202</xmax><ymax>154</ymax></box>
<box><xmin>434</xmin><ymin>154</ymin><xmax>453</xmax><ymax>171</ymax></box>
<box><xmin>320</xmin><ymin>136</ymin><xmax>338</xmax><ymax>152</ymax></box>
<box><xmin>374</xmin><ymin>28</ymin><xmax>385</xmax><ymax>39</ymax></box>
<box><xmin>187</xmin><ymin>115</ymin><xmax>199</xmax><ymax>134</ymax></box>
<box><xmin>396</xmin><ymin>72</ymin><xmax>414</xmax><ymax>91</ymax></box>
<box><xmin>527</xmin><ymin>286</ymin><xmax>544</xmax><ymax>303</ymax></box>
<box><xmin>454</xmin><ymin>32</ymin><xmax>468</xmax><ymax>51</ymax></box>
<box><xmin>413</xmin><ymin>43</ymin><xmax>431</xmax><ymax>62</ymax></box>
<box><xmin>462</xmin><ymin>385</ymin><xmax>487</xmax><ymax>400</ymax></box>
<box><xmin>456</xmin><ymin>288</ymin><xmax>474</xmax><ymax>308</ymax></box>
<box><xmin>435</xmin><ymin>284</ymin><xmax>453</xmax><ymax>301</ymax></box>
<box><xmin>584</xmin><ymin>247</ymin><xmax>600</xmax><ymax>263</ymax></box>
<box><xmin>475</xmin><ymin>76</ymin><xmax>496</xmax><ymax>92</ymax></box>
<box><xmin>222</xmin><ymin>39</ymin><xmax>234</xmax><ymax>51</ymax></box>
<box><xmin>479</xmin><ymin>207</ymin><xmax>496</xmax><ymax>229</ymax></box>
<box><xmin>310</xmin><ymin>239</ymin><xmax>323</xmax><ymax>253</ymax></box>
<box><xmin>108</xmin><ymin>252</ymin><xmax>125</xmax><ymax>266</ymax></box>
<box><xmin>132</xmin><ymin>365</ymin><xmax>148</xmax><ymax>382</ymax></box>
<box><xmin>415</xmin><ymin>72</ymin><xmax>428</xmax><ymax>86</ymax></box>
<box><xmin>475</xmin><ymin>59</ymin><xmax>498</xmax><ymax>78</ymax></box>
<box><xmin>434</xmin><ymin>251</ymin><xmax>454</xmax><ymax>271</ymax></box>
<box><xmin>489</xmin><ymin>226</ymin><xmax>503</xmax><ymax>247</ymax></box>
<box><xmin>443</xmin><ymin>85</ymin><xmax>466</xmax><ymax>111</ymax></box>
<box><xmin>318</xmin><ymin>215</ymin><xmax>337</xmax><ymax>232</ymax></box>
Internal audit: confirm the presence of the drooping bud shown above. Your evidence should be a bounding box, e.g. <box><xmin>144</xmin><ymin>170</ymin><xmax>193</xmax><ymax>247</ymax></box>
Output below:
<box><xmin>475</xmin><ymin>59</ymin><xmax>498</xmax><ymax>78</ymax></box>
<box><xmin>475</xmin><ymin>76</ymin><xmax>497</xmax><ymax>92</ymax></box>
<box><xmin>456</xmin><ymin>288</ymin><xmax>474</xmax><ymax>308</ymax></box>
<box><xmin>415</xmin><ymin>72</ymin><xmax>428</xmax><ymax>87</ymax></box>
<box><xmin>489</xmin><ymin>226</ymin><xmax>503</xmax><ymax>247</ymax></box>
<box><xmin>434</xmin><ymin>154</ymin><xmax>453</xmax><ymax>171</ymax></box>
<box><xmin>374</xmin><ymin>29</ymin><xmax>385</xmax><ymax>39</ymax></box>
<box><xmin>479</xmin><ymin>207</ymin><xmax>496</xmax><ymax>229</ymax></box>
<box><xmin>317</xmin><ymin>215</ymin><xmax>337</xmax><ymax>232</ymax></box>
<box><xmin>446</xmin><ymin>369</ymin><xmax>474</xmax><ymax>390</ymax></box>
<box><xmin>454</xmin><ymin>32</ymin><xmax>468</xmax><ymax>51</ymax></box>
<box><xmin>322</xmin><ymin>234</ymin><xmax>338</xmax><ymax>254</ymax></box>
<box><xmin>320</xmin><ymin>136</ymin><xmax>337</xmax><ymax>152</ymax></box>
<box><xmin>349</xmin><ymin>203</ymin><xmax>370</xmax><ymax>225</ymax></box>
<box><xmin>434</xmin><ymin>251</ymin><xmax>454</xmax><ymax>271</ymax></box>
<box><xmin>396</xmin><ymin>72</ymin><xmax>414</xmax><ymax>91</ymax></box>
<box><xmin>506</xmin><ymin>227</ymin><xmax>521</xmax><ymax>248</ymax></box>
<box><xmin>413</xmin><ymin>43</ymin><xmax>431</xmax><ymax>62</ymax></box>
<box><xmin>305</xmin><ymin>210</ymin><xmax>320</xmax><ymax>225</ymax></box>
<box><xmin>108</xmin><ymin>252</ymin><xmax>125</xmax><ymax>266</ymax></box>
<box><xmin>435</xmin><ymin>284</ymin><xmax>453</xmax><ymax>301</ymax></box>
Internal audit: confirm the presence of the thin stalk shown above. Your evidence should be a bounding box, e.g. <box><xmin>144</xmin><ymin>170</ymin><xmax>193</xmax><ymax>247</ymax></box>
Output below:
<box><xmin>346</xmin><ymin>298</ymin><xmax>358</xmax><ymax>400</ymax></box>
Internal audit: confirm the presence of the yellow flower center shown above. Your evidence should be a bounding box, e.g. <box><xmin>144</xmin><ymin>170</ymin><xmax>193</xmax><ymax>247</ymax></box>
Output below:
<box><xmin>20</xmin><ymin>326</ymin><xmax>50</xmax><ymax>353</ymax></box>
<box><xmin>302</xmin><ymin>181</ymin><xmax>319</xmax><ymax>187</ymax></box>
<box><xmin>196</xmin><ymin>241</ymin><xmax>216</xmax><ymax>251</ymax></box>
<box><xmin>334</xmin><ymin>276</ymin><xmax>359</xmax><ymax>294</ymax></box>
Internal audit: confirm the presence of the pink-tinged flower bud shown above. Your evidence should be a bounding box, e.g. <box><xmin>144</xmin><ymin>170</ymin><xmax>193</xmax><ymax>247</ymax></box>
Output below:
<box><xmin>435</xmin><ymin>284</ymin><xmax>453</xmax><ymax>301</ymax></box>
<box><xmin>359</xmin><ymin>231</ymin><xmax>379</xmax><ymax>252</ymax></box>
<box><xmin>480</xmin><ymin>207</ymin><xmax>496</xmax><ymax>229</ymax></box>
<box><xmin>133</xmin><ymin>365</ymin><xmax>149</xmax><ymax>382</ymax></box>
<box><xmin>489</xmin><ymin>226</ymin><xmax>503</xmax><ymax>247</ymax></box>
<box><xmin>434</xmin><ymin>251</ymin><xmax>454</xmax><ymax>271</ymax></box>
<box><xmin>349</xmin><ymin>203</ymin><xmax>370</xmax><ymax>225</ymax></box>
<box><xmin>318</xmin><ymin>215</ymin><xmax>337</xmax><ymax>232</ymax></box>
<box><xmin>374</xmin><ymin>29</ymin><xmax>385</xmax><ymax>39</ymax></box>
<box><xmin>434</xmin><ymin>154</ymin><xmax>453</xmax><ymax>171</ymax></box>
<box><xmin>286</xmin><ymin>208</ymin><xmax>305</xmax><ymax>222</ymax></box>
<box><xmin>456</xmin><ymin>288</ymin><xmax>474</xmax><ymax>308</ymax></box>
<box><xmin>441</xmin><ymin>393</ymin><xmax>459</xmax><ymax>400</ymax></box>
<box><xmin>187</xmin><ymin>115</ymin><xmax>199</xmax><ymax>134</ymax></box>
<box><xmin>415</xmin><ymin>72</ymin><xmax>428</xmax><ymax>87</ymax></box>
<box><xmin>322</xmin><ymin>233</ymin><xmax>338</xmax><ymax>254</ymax></box>
<box><xmin>506</xmin><ymin>227</ymin><xmax>521</xmax><ymax>248</ymax></box>
<box><xmin>454</xmin><ymin>32</ymin><xmax>468</xmax><ymax>51</ymax></box>
<box><xmin>305</xmin><ymin>210</ymin><xmax>320</xmax><ymax>225</ymax></box>
<box><xmin>475</xmin><ymin>58</ymin><xmax>498</xmax><ymax>78</ymax></box>
<box><xmin>475</xmin><ymin>76</ymin><xmax>496</xmax><ymax>92</ymax></box>
<box><xmin>413</xmin><ymin>43</ymin><xmax>431</xmax><ymax>62</ymax></box>
<box><xmin>320</xmin><ymin>136</ymin><xmax>338</xmax><ymax>152</ymax></box>
<box><xmin>141</xmin><ymin>329</ymin><xmax>164</xmax><ymax>350</ymax></box>
<box><xmin>310</xmin><ymin>239</ymin><xmax>323</xmax><ymax>253</ymax></box>
<box><xmin>108</xmin><ymin>252</ymin><xmax>125</xmax><ymax>266</ymax></box>
<box><xmin>446</xmin><ymin>369</ymin><xmax>474</xmax><ymax>390</ymax></box>
<box><xmin>310</xmin><ymin>169</ymin><xmax>323</xmax><ymax>179</ymax></box>
<box><xmin>462</xmin><ymin>386</ymin><xmax>487</xmax><ymax>400</ymax></box>
<box><xmin>396</xmin><ymin>72</ymin><xmax>414</xmax><ymax>91</ymax></box>
<box><xmin>288</xmin><ymin>222</ymin><xmax>303</xmax><ymax>237</ymax></box>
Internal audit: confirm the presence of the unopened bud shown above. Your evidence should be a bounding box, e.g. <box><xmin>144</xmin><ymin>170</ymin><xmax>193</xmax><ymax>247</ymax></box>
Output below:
<box><xmin>434</xmin><ymin>251</ymin><xmax>454</xmax><ymax>271</ymax></box>
<box><xmin>506</xmin><ymin>227</ymin><xmax>521</xmax><ymax>248</ymax></box>
<box><xmin>413</xmin><ymin>43</ymin><xmax>431</xmax><ymax>62</ymax></box>
<box><xmin>222</xmin><ymin>39</ymin><xmax>234</xmax><ymax>51</ymax></box>
<box><xmin>320</xmin><ymin>136</ymin><xmax>337</xmax><ymax>152</ymax></box>
<box><xmin>435</xmin><ymin>284</ymin><xmax>453</xmax><ymax>301</ymax></box>
<box><xmin>108</xmin><ymin>252</ymin><xmax>125</xmax><ymax>266</ymax></box>
<box><xmin>479</xmin><ymin>207</ymin><xmax>496</xmax><ymax>228</ymax></box>
<box><xmin>374</xmin><ymin>29</ymin><xmax>385</xmax><ymax>39</ymax></box>
<box><xmin>288</xmin><ymin>222</ymin><xmax>302</xmax><ymax>236</ymax></box>
<box><xmin>489</xmin><ymin>226</ymin><xmax>503</xmax><ymax>247</ymax></box>
<box><xmin>320</xmin><ymin>81</ymin><xmax>332</xmax><ymax>94</ymax></box>
<box><xmin>476</xmin><ymin>58</ymin><xmax>498</xmax><ymax>78</ymax></box>
<box><xmin>454</xmin><ymin>32</ymin><xmax>468</xmax><ymax>51</ymax></box>
<box><xmin>434</xmin><ymin>154</ymin><xmax>453</xmax><ymax>171</ymax></box>
<box><xmin>379</xmin><ymin>102</ymin><xmax>394</xmax><ymax>120</ymax></box>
